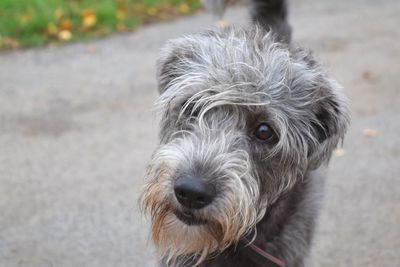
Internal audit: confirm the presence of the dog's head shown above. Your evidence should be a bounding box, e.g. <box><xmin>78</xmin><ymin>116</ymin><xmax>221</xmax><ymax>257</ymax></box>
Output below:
<box><xmin>141</xmin><ymin>27</ymin><xmax>349</xmax><ymax>264</ymax></box>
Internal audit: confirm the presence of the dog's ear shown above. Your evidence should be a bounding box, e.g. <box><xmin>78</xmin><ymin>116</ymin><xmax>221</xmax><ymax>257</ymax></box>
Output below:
<box><xmin>156</xmin><ymin>38</ymin><xmax>195</xmax><ymax>94</ymax></box>
<box><xmin>291</xmin><ymin>48</ymin><xmax>350</xmax><ymax>168</ymax></box>
<box><xmin>310</xmin><ymin>79</ymin><xmax>350</xmax><ymax>168</ymax></box>
<box><xmin>310</xmin><ymin>79</ymin><xmax>348</xmax><ymax>143</ymax></box>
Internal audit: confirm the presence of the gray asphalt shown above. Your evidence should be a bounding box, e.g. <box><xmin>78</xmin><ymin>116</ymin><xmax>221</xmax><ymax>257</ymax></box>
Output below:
<box><xmin>0</xmin><ymin>0</ymin><xmax>399</xmax><ymax>266</ymax></box>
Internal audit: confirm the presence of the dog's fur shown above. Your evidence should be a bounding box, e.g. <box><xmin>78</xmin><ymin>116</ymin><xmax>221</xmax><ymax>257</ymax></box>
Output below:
<box><xmin>140</xmin><ymin>0</ymin><xmax>350</xmax><ymax>266</ymax></box>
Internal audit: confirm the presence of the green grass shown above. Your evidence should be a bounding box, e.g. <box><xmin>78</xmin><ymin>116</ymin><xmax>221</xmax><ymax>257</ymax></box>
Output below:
<box><xmin>0</xmin><ymin>0</ymin><xmax>200</xmax><ymax>50</ymax></box>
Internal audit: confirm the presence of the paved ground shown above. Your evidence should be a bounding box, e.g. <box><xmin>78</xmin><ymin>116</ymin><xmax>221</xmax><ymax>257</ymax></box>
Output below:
<box><xmin>0</xmin><ymin>0</ymin><xmax>399</xmax><ymax>266</ymax></box>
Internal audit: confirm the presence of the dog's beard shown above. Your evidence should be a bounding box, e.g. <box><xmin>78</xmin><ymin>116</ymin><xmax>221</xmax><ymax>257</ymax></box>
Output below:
<box><xmin>140</xmin><ymin>159</ymin><xmax>262</xmax><ymax>266</ymax></box>
<box><xmin>150</xmin><ymin>204</ymin><xmax>221</xmax><ymax>265</ymax></box>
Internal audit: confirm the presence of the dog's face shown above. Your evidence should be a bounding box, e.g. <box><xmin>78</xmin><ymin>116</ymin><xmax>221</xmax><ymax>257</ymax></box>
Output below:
<box><xmin>141</xmin><ymin>28</ymin><xmax>349</xmax><ymax>264</ymax></box>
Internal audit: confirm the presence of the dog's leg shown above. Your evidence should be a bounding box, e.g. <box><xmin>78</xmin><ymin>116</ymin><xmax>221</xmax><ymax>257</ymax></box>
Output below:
<box><xmin>250</xmin><ymin>0</ymin><xmax>292</xmax><ymax>43</ymax></box>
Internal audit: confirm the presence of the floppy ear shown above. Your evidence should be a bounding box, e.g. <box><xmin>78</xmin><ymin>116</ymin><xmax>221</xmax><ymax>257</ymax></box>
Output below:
<box><xmin>310</xmin><ymin>78</ymin><xmax>350</xmax><ymax>167</ymax></box>
<box><xmin>156</xmin><ymin>38</ymin><xmax>195</xmax><ymax>94</ymax></box>
<box><xmin>311</xmin><ymin>79</ymin><xmax>349</xmax><ymax>143</ymax></box>
<box><xmin>291</xmin><ymin>48</ymin><xmax>351</xmax><ymax>168</ymax></box>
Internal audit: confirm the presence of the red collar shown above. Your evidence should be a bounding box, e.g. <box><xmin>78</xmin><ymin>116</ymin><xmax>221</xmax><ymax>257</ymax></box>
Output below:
<box><xmin>241</xmin><ymin>238</ymin><xmax>285</xmax><ymax>267</ymax></box>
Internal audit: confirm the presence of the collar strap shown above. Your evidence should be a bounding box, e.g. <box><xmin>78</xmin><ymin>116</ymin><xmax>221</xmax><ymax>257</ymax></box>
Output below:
<box><xmin>240</xmin><ymin>238</ymin><xmax>285</xmax><ymax>267</ymax></box>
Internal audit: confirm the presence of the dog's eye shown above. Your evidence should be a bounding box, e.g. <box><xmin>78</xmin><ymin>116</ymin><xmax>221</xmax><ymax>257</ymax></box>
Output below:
<box><xmin>254</xmin><ymin>123</ymin><xmax>274</xmax><ymax>141</ymax></box>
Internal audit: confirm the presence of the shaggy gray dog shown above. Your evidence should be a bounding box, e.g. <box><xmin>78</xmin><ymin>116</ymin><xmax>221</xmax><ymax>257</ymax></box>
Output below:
<box><xmin>141</xmin><ymin>0</ymin><xmax>350</xmax><ymax>266</ymax></box>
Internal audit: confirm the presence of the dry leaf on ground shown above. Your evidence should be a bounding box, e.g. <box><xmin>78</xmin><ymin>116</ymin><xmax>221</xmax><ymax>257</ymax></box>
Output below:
<box><xmin>363</xmin><ymin>128</ymin><xmax>379</xmax><ymax>137</ymax></box>
<box><xmin>81</xmin><ymin>10</ymin><xmax>97</xmax><ymax>28</ymax></box>
<box><xmin>58</xmin><ymin>30</ymin><xmax>72</xmax><ymax>40</ymax></box>
<box><xmin>333</xmin><ymin>148</ymin><xmax>347</xmax><ymax>157</ymax></box>
<box><xmin>361</xmin><ymin>71</ymin><xmax>379</xmax><ymax>83</ymax></box>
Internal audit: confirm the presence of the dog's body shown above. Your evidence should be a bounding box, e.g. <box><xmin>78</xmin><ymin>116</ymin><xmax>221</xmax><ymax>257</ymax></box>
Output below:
<box><xmin>141</xmin><ymin>1</ymin><xmax>350</xmax><ymax>266</ymax></box>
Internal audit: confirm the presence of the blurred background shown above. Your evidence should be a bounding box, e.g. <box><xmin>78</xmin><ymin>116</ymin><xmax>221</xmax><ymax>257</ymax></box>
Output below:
<box><xmin>0</xmin><ymin>0</ymin><xmax>399</xmax><ymax>266</ymax></box>
<box><xmin>0</xmin><ymin>0</ymin><xmax>201</xmax><ymax>50</ymax></box>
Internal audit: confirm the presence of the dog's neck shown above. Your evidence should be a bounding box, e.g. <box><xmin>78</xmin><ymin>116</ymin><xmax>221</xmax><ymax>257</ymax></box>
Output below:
<box><xmin>163</xmin><ymin>171</ymin><xmax>322</xmax><ymax>267</ymax></box>
<box><xmin>198</xmin><ymin>171</ymin><xmax>322</xmax><ymax>267</ymax></box>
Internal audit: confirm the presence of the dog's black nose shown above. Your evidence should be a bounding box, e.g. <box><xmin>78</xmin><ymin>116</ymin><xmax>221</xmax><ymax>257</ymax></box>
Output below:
<box><xmin>174</xmin><ymin>176</ymin><xmax>215</xmax><ymax>210</ymax></box>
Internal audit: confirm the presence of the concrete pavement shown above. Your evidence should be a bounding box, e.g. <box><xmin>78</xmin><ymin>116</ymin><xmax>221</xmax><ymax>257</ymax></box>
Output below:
<box><xmin>0</xmin><ymin>0</ymin><xmax>399</xmax><ymax>266</ymax></box>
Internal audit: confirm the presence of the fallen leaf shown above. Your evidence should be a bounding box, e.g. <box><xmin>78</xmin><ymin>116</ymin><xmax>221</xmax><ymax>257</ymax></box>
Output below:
<box><xmin>59</xmin><ymin>19</ymin><xmax>73</xmax><ymax>30</ymax></box>
<box><xmin>19</xmin><ymin>14</ymin><xmax>31</xmax><ymax>24</ymax></box>
<box><xmin>0</xmin><ymin>37</ymin><xmax>20</xmax><ymax>49</ymax></box>
<box><xmin>117</xmin><ymin>23</ymin><xmax>127</xmax><ymax>32</ymax></box>
<box><xmin>217</xmin><ymin>20</ymin><xmax>229</xmax><ymax>28</ymax></box>
<box><xmin>333</xmin><ymin>148</ymin><xmax>347</xmax><ymax>157</ymax></box>
<box><xmin>361</xmin><ymin>71</ymin><xmax>379</xmax><ymax>83</ymax></box>
<box><xmin>85</xmin><ymin>45</ymin><xmax>97</xmax><ymax>53</ymax></box>
<box><xmin>47</xmin><ymin>42</ymin><xmax>58</xmax><ymax>48</ymax></box>
<box><xmin>322</xmin><ymin>42</ymin><xmax>341</xmax><ymax>52</ymax></box>
<box><xmin>392</xmin><ymin>207</ymin><xmax>400</xmax><ymax>215</ymax></box>
<box><xmin>147</xmin><ymin>7</ymin><xmax>158</xmax><ymax>16</ymax></box>
<box><xmin>116</xmin><ymin>9</ymin><xmax>126</xmax><ymax>20</ymax></box>
<box><xmin>47</xmin><ymin>22</ymin><xmax>58</xmax><ymax>35</ymax></box>
<box><xmin>179</xmin><ymin>3</ymin><xmax>190</xmax><ymax>14</ymax></box>
<box><xmin>81</xmin><ymin>10</ymin><xmax>97</xmax><ymax>28</ymax></box>
<box><xmin>363</xmin><ymin>128</ymin><xmax>379</xmax><ymax>137</ymax></box>
<box><xmin>54</xmin><ymin>8</ymin><xmax>64</xmax><ymax>20</ymax></box>
<box><xmin>132</xmin><ymin>4</ymin><xmax>145</xmax><ymax>13</ymax></box>
<box><xmin>58</xmin><ymin>30</ymin><xmax>72</xmax><ymax>41</ymax></box>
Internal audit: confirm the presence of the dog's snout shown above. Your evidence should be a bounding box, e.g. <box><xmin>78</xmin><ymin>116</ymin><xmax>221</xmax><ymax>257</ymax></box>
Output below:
<box><xmin>174</xmin><ymin>176</ymin><xmax>216</xmax><ymax>209</ymax></box>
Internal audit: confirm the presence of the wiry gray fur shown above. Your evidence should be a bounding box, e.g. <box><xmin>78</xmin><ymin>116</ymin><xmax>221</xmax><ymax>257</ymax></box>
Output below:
<box><xmin>141</xmin><ymin>1</ymin><xmax>350</xmax><ymax>266</ymax></box>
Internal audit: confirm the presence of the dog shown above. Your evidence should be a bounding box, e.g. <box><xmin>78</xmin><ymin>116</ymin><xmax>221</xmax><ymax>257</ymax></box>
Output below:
<box><xmin>140</xmin><ymin>0</ymin><xmax>350</xmax><ymax>266</ymax></box>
